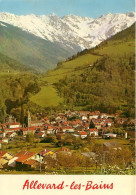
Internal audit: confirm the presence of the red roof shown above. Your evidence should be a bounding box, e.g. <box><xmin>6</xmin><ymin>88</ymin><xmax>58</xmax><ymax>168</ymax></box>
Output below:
<box><xmin>6</xmin><ymin>132</ymin><xmax>14</xmax><ymax>136</ymax></box>
<box><xmin>37</xmin><ymin>132</ymin><xmax>44</xmax><ymax>136</ymax></box>
<box><xmin>76</xmin><ymin>119</ymin><xmax>81</xmax><ymax>123</ymax></box>
<box><xmin>79</xmin><ymin>131</ymin><xmax>87</xmax><ymax>135</ymax></box>
<box><xmin>48</xmin><ymin>126</ymin><xmax>53</xmax><ymax>129</ymax></box>
<box><xmin>89</xmin><ymin>128</ymin><xmax>98</xmax><ymax>132</ymax></box>
<box><xmin>38</xmin><ymin>149</ymin><xmax>51</xmax><ymax>156</ymax></box>
<box><xmin>24</xmin><ymin>159</ymin><xmax>37</xmax><ymax>165</ymax></box>
<box><xmin>15</xmin><ymin>151</ymin><xmax>28</xmax><ymax>157</ymax></box>
<box><xmin>9</xmin><ymin>127</ymin><xmax>20</xmax><ymax>131</ymax></box>
<box><xmin>61</xmin><ymin>126</ymin><xmax>73</xmax><ymax>130</ymax></box>
<box><xmin>15</xmin><ymin>151</ymin><xmax>36</xmax><ymax>162</ymax></box>
<box><xmin>9</xmin><ymin>123</ymin><xmax>20</xmax><ymax>125</ymax></box>
<box><xmin>0</xmin><ymin>151</ymin><xmax>6</xmax><ymax>157</ymax></box>
<box><xmin>28</xmin><ymin>127</ymin><xmax>36</xmax><ymax>131</ymax></box>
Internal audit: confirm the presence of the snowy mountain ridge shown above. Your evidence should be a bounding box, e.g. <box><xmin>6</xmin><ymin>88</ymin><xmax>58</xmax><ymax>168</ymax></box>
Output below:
<box><xmin>0</xmin><ymin>12</ymin><xmax>135</xmax><ymax>50</ymax></box>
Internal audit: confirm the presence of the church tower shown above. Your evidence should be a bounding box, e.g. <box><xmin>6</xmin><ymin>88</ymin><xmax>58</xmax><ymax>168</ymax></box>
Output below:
<box><xmin>27</xmin><ymin>110</ymin><xmax>31</xmax><ymax>128</ymax></box>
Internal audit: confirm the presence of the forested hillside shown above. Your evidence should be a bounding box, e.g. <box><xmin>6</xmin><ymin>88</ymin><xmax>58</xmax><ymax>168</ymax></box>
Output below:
<box><xmin>0</xmin><ymin>74</ymin><xmax>40</xmax><ymax>122</ymax></box>
<box><xmin>30</xmin><ymin>24</ymin><xmax>135</xmax><ymax>117</ymax></box>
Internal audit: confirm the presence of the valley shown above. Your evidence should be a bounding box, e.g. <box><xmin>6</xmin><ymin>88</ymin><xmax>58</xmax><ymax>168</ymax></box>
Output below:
<box><xmin>0</xmin><ymin>13</ymin><xmax>135</xmax><ymax>175</ymax></box>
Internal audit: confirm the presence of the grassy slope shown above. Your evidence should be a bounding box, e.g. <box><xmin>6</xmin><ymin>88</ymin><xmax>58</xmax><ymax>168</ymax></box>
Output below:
<box><xmin>44</xmin><ymin>54</ymin><xmax>100</xmax><ymax>83</ymax></box>
<box><xmin>30</xmin><ymin>24</ymin><xmax>135</xmax><ymax>108</ymax></box>
<box><xmin>31</xmin><ymin>54</ymin><xmax>100</xmax><ymax>107</ymax></box>
<box><xmin>30</xmin><ymin>85</ymin><xmax>64</xmax><ymax>107</ymax></box>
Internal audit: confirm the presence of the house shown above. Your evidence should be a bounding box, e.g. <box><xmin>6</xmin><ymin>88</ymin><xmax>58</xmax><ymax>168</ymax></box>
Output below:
<box><xmin>0</xmin><ymin>151</ymin><xmax>13</xmax><ymax>169</ymax></box>
<box><xmin>79</xmin><ymin>111</ymin><xmax>90</xmax><ymax>117</ymax></box>
<box><xmin>89</xmin><ymin>128</ymin><xmax>98</xmax><ymax>136</ymax></box>
<box><xmin>70</xmin><ymin>121</ymin><xmax>78</xmax><ymax>128</ymax></box>
<box><xmin>27</xmin><ymin>127</ymin><xmax>37</xmax><ymax>134</ymax></box>
<box><xmin>6</xmin><ymin>131</ymin><xmax>17</xmax><ymax>138</ymax></box>
<box><xmin>47</xmin><ymin>126</ymin><xmax>55</xmax><ymax>134</ymax></box>
<box><xmin>2</xmin><ymin>138</ymin><xmax>9</xmax><ymax>143</ymax></box>
<box><xmin>89</xmin><ymin>111</ymin><xmax>100</xmax><ymax>119</ymax></box>
<box><xmin>8</xmin><ymin>151</ymin><xmax>42</xmax><ymax>169</ymax></box>
<box><xmin>22</xmin><ymin>128</ymin><xmax>28</xmax><ymax>136</ymax></box>
<box><xmin>61</xmin><ymin>126</ymin><xmax>74</xmax><ymax>133</ymax></box>
<box><xmin>81</xmin><ymin>116</ymin><xmax>88</xmax><ymax>121</ymax></box>
<box><xmin>78</xmin><ymin>131</ymin><xmax>88</xmax><ymax>139</ymax></box>
<box><xmin>23</xmin><ymin>159</ymin><xmax>39</xmax><ymax>170</ymax></box>
<box><xmin>100</xmin><ymin>113</ymin><xmax>109</xmax><ymax>119</ymax></box>
<box><xmin>31</xmin><ymin>121</ymin><xmax>44</xmax><ymax>127</ymax></box>
<box><xmin>55</xmin><ymin>116</ymin><xmax>67</xmax><ymax>123</ymax></box>
<box><xmin>105</xmin><ymin>119</ymin><xmax>113</xmax><ymax>127</ymax></box>
<box><xmin>22</xmin><ymin>127</ymin><xmax>36</xmax><ymax>136</ymax></box>
<box><xmin>94</xmin><ymin>123</ymin><xmax>101</xmax><ymax>129</ymax></box>
<box><xmin>15</xmin><ymin>151</ymin><xmax>38</xmax><ymax>170</ymax></box>
<box><xmin>75</xmin><ymin>125</ymin><xmax>84</xmax><ymax>132</ymax></box>
<box><xmin>103</xmin><ymin>133</ymin><xmax>117</xmax><ymax>139</ymax></box>
<box><xmin>36</xmin><ymin>131</ymin><xmax>45</xmax><ymax>138</ymax></box>
<box><xmin>38</xmin><ymin>149</ymin><xmax>56</xmax><ymax>160</ymax></box>
<box><xmin>8</xmin><ymin>122</ymin><xmax>20</xmax><ymax>129</ymax></box>
<box><xmin>0</xmin><ymin>151</ymin><xmax>13</xmax><ymax>160</ymax></box>
<box><xmin>44</xmin><ymin>117</ymin><xmax>50</xmax><ymax>124</ymax></box>
<box><xmin>0</xmin><ymin>157</ymin><xmax>8</xmax><ymax>169</ymax></box>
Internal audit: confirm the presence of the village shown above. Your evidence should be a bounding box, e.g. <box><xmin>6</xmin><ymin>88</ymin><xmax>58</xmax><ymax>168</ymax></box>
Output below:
<box><xmin>0</xmin><ymin>110</ymin><xmax>135</xmax><ymax>174</ymax></box>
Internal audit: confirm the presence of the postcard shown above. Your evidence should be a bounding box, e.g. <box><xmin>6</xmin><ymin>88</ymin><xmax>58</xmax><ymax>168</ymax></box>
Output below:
<box><xmin>0</xmin><ymin>0</ymin><xmax>135</xmax><ymax>194</ymax></box>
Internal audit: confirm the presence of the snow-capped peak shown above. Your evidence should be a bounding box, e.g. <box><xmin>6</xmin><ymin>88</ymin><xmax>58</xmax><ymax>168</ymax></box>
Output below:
<box><xmin>0</xmin><ymin>12</ymin><xmax>135</xmax><ymax>50</ymax></box>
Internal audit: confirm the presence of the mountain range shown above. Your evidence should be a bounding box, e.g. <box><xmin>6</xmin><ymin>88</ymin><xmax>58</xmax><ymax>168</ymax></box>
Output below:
<box><xmin>0</xmin><ymin>12</ymin><xmax>135</xmax><ymax>50</ymax></box>
<box><xmin>0</xmin><ymin>21</ymin><xmax>80</xmax><ymax>72</ymax></box>
<box><xmin>0</xmin><ymin>12</ymin><xmax>135</xmax><ymax>73</ymax></box>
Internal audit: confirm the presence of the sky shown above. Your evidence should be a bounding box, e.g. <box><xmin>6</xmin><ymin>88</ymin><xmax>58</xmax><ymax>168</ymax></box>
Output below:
<box><xmin>0</xmin><ymin>0</ymin><xmax>134</xmax><ymax>18</ymax></box>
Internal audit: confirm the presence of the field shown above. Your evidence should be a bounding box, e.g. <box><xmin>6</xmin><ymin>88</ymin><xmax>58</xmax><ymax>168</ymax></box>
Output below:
<box><xmin>3</xmin><ymin>137</ymin><xmax>131</xmax><ymax>155</ymax></box>
<box><xmin>96</xmin><ymin>41</ymin><xmax>134</xmax><ymax>57</ymax></box>
<box><xmin>30</xmin><ymin>85</ymin><xmax>64</xmax><ymax>107</ymax></box>
<box><xmin>43</xmin><ymin>54</ymin><xmax>100</xmax><ymax>83</ymax></box>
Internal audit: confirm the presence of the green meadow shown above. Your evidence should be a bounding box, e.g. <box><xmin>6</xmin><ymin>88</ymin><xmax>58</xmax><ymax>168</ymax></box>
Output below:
<box><xmin>30</xmin><ymin>85</ymin><xmax>64</xmax><ymax>107</ymax></box>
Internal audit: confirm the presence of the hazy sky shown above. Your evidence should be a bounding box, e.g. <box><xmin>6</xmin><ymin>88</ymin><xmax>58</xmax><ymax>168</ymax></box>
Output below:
<box><xmin>0</xmin><ymin>0</ymin><xmax>134</xmax><ymax>18</ymax></box>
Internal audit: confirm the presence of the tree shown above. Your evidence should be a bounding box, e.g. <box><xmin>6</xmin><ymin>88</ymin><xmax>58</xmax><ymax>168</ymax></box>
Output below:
<box><xmin>89</xmin><ymin>120</ymin><xmax>95</xmax><ymax>128</ymax></box>
<box><xmin>26</xmin><ymin>132</ymin><xmax>35</xmax><ymax>143</ymax></box>
<box><xmin>20</xmin><ymin>104</ymin><xmax>24</xmax><ymax>125</ymax></box>
<box><xmin>41</xmin><ymin>135</ymin><xmax>57</xmax><ymax>144</ymax></box>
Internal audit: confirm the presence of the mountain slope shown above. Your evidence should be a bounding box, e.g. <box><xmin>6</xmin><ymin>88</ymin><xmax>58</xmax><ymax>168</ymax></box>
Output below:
<box><xmin>0</xmin><ymin>12</ymin><xmax>135</xmax><ymax>50</ymax></box>
<box><xmin>0</xmin><ymin>22</ymin><xmax>80</xmax><ymax>72</ymax></box>
<box><xmin>30</xmin><ymin>24</ymin><xmax>135</xmax><ymax>116</ymax></box>
<box><xmin>0</xmin><ymin>52</ymin><xmax>32</xmax><ymax>73</ymax></box>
